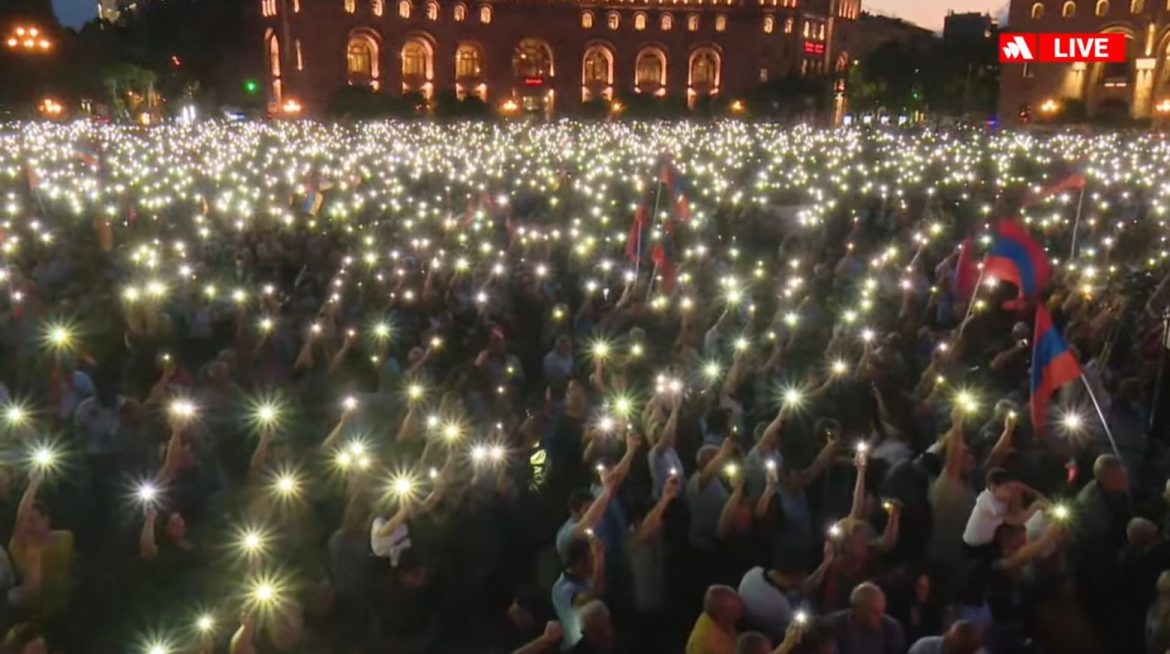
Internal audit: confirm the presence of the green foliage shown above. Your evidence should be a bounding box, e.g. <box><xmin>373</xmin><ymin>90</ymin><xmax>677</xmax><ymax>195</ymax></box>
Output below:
<box><xmin>432</xmin><ymin>90</ymin><xmax>490</xmax><ymax>119</ymax></box>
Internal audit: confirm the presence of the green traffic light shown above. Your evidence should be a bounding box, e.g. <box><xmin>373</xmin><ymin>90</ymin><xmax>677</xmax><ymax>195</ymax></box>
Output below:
<box><xmin>244</xmin><ymin>80</ymin><xmax>259</xmax><ymax>94</ymax></box>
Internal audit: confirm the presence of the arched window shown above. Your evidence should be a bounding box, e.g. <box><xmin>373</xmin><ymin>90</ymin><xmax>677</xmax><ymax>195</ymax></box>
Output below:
<box><xmin>1131</xmin><ymin>0</ymin><xmax>1144</xmax><ymax>11</ymax></box>
<box><xmin>582</xmin><ymin>44</ymin><xmax>614</xmax><ymax>100</ymax></box>
<box><xmin>454</xmin><ymin>3</ymin><xmax>466</xmax><ymax>20</ymax></box>
<box><xmin>764</xmin><ymin>14</ymin><xmax>774</xmax><ymax>33</ymax></box>
<box><xmin>373</xmin><ymin>0</ymin><xmax>384</xmax><ymax>14</ymax></box>
<box><xmin>803</xmin><ymin>20</ymin><xmax>811</xmax><ymax>37</ymax></box>
<box><xmin>1095</xmin><ymin>0</ymin><xmax>1109</xmax><ymax>14</ymax></box>
<box><xmin>513</xmin><ymin>38</ymin><xmax>554</xmax><ymax>78</ymax></box>
<box><xmin>346</xmin><ymin>32</ymin><xmax>380</xmax><ymax>86</ymax></box>
<box><xmin>687</xmin><ymin>14</ymin><xmax>699</xmax><ymax>31</ymax></box>
<box><xmin>344</xmin><ymin>0</ymin><xmax>355</xmax><ymax>12</ymax></box>
<box><xmin>266</xmin><ymin>31</ymin><xmax>283</xmax><ymax>104</ymax></box>
<box><xmin>715</xmin><ymin>14</ymin><xmax>727</xmax><ymax>31</ymax></box>
<box><xmin>607</xmin><ymin>12</ymin><xmax>620</xmax><ymax>29</ymax></box>
<box><xmin>661</xmin><ymin>13</ymin><xmax>673</xmax><ymax>30</ymax></box>
<box><xmin>426</xmin><ymin>1</ymin><xmax>438</xmax><ymax>19</ymax></box>
<box><xmin>456</xmin><ymin>42</ymin><xmax>484</xmax><ymax>79</ymax></box>
<box><xmin>401</xmin><ymin>37</ymin><xmax>433</xmax><ymax>95</ymax></box>
<box><xmin>479</xmin><ymin>5</ymin><xmax>492</xmax><ymax>23</ymax></box>
<box><xmin>295</xmin><ymin>39</ymin><xmax>304</xmax><ymax>70</ymax></box>
<box><xmin>635</xmin><ymin>12</ymin><xmax>647</xmax><ymax>30</ymax></box>
<box><xmin>818</xmin><ymin>23</ymin><xmax>826</xmax><ymax>39</ymax></box>
<box><xmin>1031</xmin><ymin>2</ymin><xmax>1044</xmax><ymax>17</ymax></box>
<box><xmin>784</xmin><ymin>16</ymin><xmax>793</xmax><ymax>33</ymax></box>
<box><xmin>634</xmin><ymin>47</ymin><xmax>667</xmax><ymax>93</ymax></box>
<box><xmin>689</xmin><ymin>47</ymin><xmax>720</xmax><ymax>93</ymax></box>
<box><xmin>1061</xmin><ymin>0</ymin><xmax>1076</xmax><ymax>16</ymax></box>
<box><xmin>582</xmin><ymin>11</ymin><xmax>594</xmax><ymax>28</ymax></box>
<box><xmin>399</xmin><ymin>0</ymin><xmax>411</xmax><ymax>17</ymax></box>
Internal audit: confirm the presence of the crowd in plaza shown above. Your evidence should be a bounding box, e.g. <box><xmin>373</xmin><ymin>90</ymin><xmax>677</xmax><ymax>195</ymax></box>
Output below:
<box><xmin>0</xmin><ymin>121</ymin><xmax>1166</xmax><ymax>654</ymax></box>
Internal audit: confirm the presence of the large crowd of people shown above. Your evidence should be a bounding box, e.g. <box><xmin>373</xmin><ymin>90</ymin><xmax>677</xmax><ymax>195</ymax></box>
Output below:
<box><xmin>0</xmin><ymin>120</ymin><xmax>1166</xmax><ymax>654</ymax></box>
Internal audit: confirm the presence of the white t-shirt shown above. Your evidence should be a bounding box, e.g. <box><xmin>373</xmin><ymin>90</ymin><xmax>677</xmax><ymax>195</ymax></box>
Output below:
<box><xmin>737</xmin><ymin>566</ymin><xmax>794</xmax><ymax>641</ymax></box>
<box><xmin>370</xmin><ymin>517</ymin><xmax>411</xmax><ymax>566</ymax></box>
<box><xmin>962</xmin><ymin>489</ymin><xmax>1008</xmax><ymax>546</ymax></box>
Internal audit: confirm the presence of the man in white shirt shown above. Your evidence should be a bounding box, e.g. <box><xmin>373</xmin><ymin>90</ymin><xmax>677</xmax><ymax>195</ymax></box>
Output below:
<box><xmin>962</xmin><ymin>468</ymin><xmax>1047</xmax><ymax>555</ymax></box>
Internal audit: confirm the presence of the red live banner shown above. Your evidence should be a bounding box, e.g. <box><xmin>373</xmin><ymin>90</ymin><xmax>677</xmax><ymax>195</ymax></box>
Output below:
<box><xmin>999</xmin><ymin>32</ymin><xmax>1127</xmax><ymax>63</ymax></box>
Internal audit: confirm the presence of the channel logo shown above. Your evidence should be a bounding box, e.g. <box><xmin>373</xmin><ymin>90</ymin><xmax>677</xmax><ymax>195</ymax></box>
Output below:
<box><xmin>999</xmin><ymin>33</ymin><xmax>1127</xmax><ymax>63</ymax></box>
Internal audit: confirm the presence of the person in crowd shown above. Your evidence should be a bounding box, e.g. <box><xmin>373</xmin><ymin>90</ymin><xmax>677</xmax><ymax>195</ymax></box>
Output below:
<box><xmin>962</xmin><ymin>468</ymin><xmax>1047</xmax><ymax>555</ymax></box>
<box><xmin>687</xmin><ymin>585</ymin><xmax>742</xmax><ymax>654</ymax></box>
<box><xmin>822</xmin><ymin>582</ymin><xmax>905</xmax><ymax>654</ymax></box>
<box><xmin>553</xmin><ymin>536</ymin><xmax>605</xmax><ymax>649</ymax></box>
<box><xmin>906</xmin><ymin>620</ymin><xmax>981</xmax><ymax>654</ymax></box>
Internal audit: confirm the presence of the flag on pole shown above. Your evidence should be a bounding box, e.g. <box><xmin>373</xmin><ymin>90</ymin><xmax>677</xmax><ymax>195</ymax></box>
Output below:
<box><xmin>1030</xmin><ymin>305</ymin><xmax>1082</xmax><ymax>436</ymax></box>
<box><xmin>625</xmin><ymin>205</ymin><xmax>649</xmax><ymax>262</ymax></box>
<box><xmin>983</xmin><ymin>220</ymin><xmax>1052</xmax><ymax>298</ymax></box>
<box><xmin>952</xmin><ymin>238</ymin><xmax>980</xmax><ymax>302</ymax></box>
<box><xmin>1036</xmin><ymin>172</ymin><xmax>1086</xmax><ymax>199</ymax></box>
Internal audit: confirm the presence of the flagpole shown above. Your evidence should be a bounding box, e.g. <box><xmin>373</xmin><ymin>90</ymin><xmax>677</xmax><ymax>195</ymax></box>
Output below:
<box><xmin>1080</xmin><ymin>373</ymin><xmax>1122</xmax><ymax>460</ymax></box>
<box><xmin>1068</xmin><ymin>186</ymin><xmax>1086</xmax><ymax>261</ymax></box>
<box><xmin>638</xmin><ymin>175</ymin><xmax>664</xmax><ymax>279</ymax></box>
<box><xmin>958</xmin><ymin>265</ymin><xmax>987</xmax><ymax>337</ymax></box>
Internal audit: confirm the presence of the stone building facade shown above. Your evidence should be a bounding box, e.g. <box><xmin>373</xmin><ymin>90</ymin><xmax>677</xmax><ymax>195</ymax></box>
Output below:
<box><xmin>259</xmin><ymin>0</ymin><xmax>860</xmax><ymax>115</ymax></box>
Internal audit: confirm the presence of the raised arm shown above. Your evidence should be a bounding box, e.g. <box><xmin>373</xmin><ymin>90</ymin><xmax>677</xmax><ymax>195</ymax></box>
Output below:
<box><xmin>876</xmin><ymin>501</ymin><xmax>901</xmax><ymax>552</ymax></box>
<box><xmin>246</xmin><ymin>430</ymin><xmax>275</xmax><ymax>482</ymax></box>
<box><xmin>699</xmin><ymin>437</ymin><xmax>736</xmax><ymax>490</ymax></box>
<box><xmin>320</xmin><ymin>407</ymin><xmax>356</xmax><ymax>452</ymax></box>
<box><xmin>800</xmin><ymin>540</ymin><xmax>837</xmax><ymax>594</ymax></box>
<box><xmin>574</xmin><ymin>479</ymin><xmax>617</xmax><ymax>536</ymax></box>
<box><xmin>716</xmin><ymin>471</ymin><xmax>745</xmax><ymax>539</ymax></box>
<box><xmin>15</xmin><ymin>471</ymin><xmax>41</xmax><ymax>535</ymax></box>
<box><xmin>139</xmin><ymin>508</ymin><xmax>159</xmax><ymax>561</ymax></box>
<box><xmin>372</xmin><ymin>501</ymin><xmax>413</xmax><ymax>540</ymax></box>
<box><xmin>985</xmin><ymin>411</ymin><xmax>1018</xmax><ymax>470</ymax></box>
<box><xmin>848</xmin><ymin>446</ymin><xmax>869</xmax><ymax>520</ymax></box>
<box><xmin>754</xmin><ymin>465</ymin><xmax>779</xmax><ymax>518</ymax></box>
<box><xmin>632</xmin><ymin>476</ymin><xmax>679</xmax><ymax>544</ymax></box>
<box><xmin>229</xmin><ymin>610</ymin><xmax>257</xmax><ymax>654</ymax></box>
<box><xmin>942</xmin><ymin>407</ymin><xmax>966</xmax><ymax>480</ymax></box>
<box><xmin>653</xmin><ymin>397</ymin><xmax>682</xmax><ymax>454</ymax></box>
<box><xmin>785</xmin><ymin>436</ymin><xmax>839</xmax><ymax>489</ymax></box>
<box><xmin>610</xmin><ymin>432</ymin><xmax>642</xmax><ymax>486</ymax></box>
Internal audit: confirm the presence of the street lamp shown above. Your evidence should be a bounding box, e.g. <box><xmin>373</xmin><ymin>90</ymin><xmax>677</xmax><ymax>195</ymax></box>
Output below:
<box><xmin>1039</xmin><ymin>98</ymin><xmax>1060</xmax><ymax>115</ymax></box>
<box><xmin>5</xmin><ymin>26</ymin><xmax>52</xmax><ymax>53</ymax></box>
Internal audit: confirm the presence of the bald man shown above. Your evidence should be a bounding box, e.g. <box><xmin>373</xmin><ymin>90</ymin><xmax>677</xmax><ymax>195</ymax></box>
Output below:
<box><xmin>687</xmin><ymin>585</ymin><xmax>742</xmax><ymax>654</ymax></box>
<box><xmin>824</xmin><ymin>582</ymin><xmax>904</xmax><ymax>654</ymax></box>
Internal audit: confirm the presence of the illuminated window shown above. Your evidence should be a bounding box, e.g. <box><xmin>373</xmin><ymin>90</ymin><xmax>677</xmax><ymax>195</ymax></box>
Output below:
<box><xmin>266</xmin><ymin>31</ymin><xmax>283</xmax><ymax>103</ymax></box>
<box><xmin>1061</xmin><ymin>0</ymin><xmax>1076</xmax><ymax>16</ymax></box>
<box><xmin>1031</xmin><ymin>2</ymin><xmax>1044</xmax><ymax>17</ymax></box>
<box><xmin>635</xmin><ymin>47</ymin><xmax>667</xmax><ymax>92</ymax></box>
<box><xmin>513</xmin><ymin>38</ymin><xmax>554</xmax><ymax>78</ymax></box>
<box><xmin>687</xmin><ymin>14</ymin><xmax>699</xmax><ymax>31</ymax></box>
<box><xmin>399</xmin><ymin>0</ymin><xmax>410</xmax><ymax>17</ymax></box>
<box><xmin>583</xmin><ymin>44</ymin><xmax>614</xmax><ymax>99</ymax></box>
<box><xmin>661</xmin><ymin>13</ymin><xmax>673</xmax><ymax>30</ymax></box>
<box><xmin>1096</xmin><ymin>0</ymin><xmax>1109</xmax><ymax>13</ymax></box>
<box><xmin>818</xmin><ymin>23</ymin><xmax>825</xmax><ymax>39</ymax></box>
<box><xmin>784</xmin><ymin>16</ymin><xmax>793</xmax><ymax>32</ymax></box>
<box><xmin>715</xmin><ymin>14</ymin><xmax>726</xmax><ymax>31</ymax></box>
<box><xmin>582</xmin><ymin>11</ymin><xmax>594</xmax><ymax>28</ymax></box>
<box><xmin>764</xmin><ymin>14</ymin><xmax>774</xmax><ymax>33</ymax></box>
<box><xmin>608</xmin><ymin>12</ymin><xmax>620</xmax><ymax>29</ymax></box>
<box><xmin>295</xmin><ymin>39</ymin><xmax>303</xmax><ymax>70</ymax></box>
<box><xmin>293</xmin><ymin>0</ymin><xmax>299</xmax><ymax>11</ymax></box>
<box><xmin>1131</xmin><ymin>0</ymin><xmax>1143</xmax><ymax>11</ymax></box>
<box><xmin>427</xmin><ymin>1</ymin><xmax>438</xmax><ymax>19</ymax></box>
<box><xmin>635</xmin><ymin>12</ymin><xmax>647</xmax><ymax>30</ymax></box>
<box><xmin>402</xmin><ymin>37</ymin><xmax>433</xmax><ymax>96</ymax></box>
<box><xmin>689</xmin><ymin>47</ymin><xmax>720</xmax><ymax>92</ymax></box>
<box><xmin>479</xmin><ymin>5</ymin><xmax>492</xmax><ymax>22</ymax></box>
<box><xmin>801</xmin><ymin>59</ymin><xmax>808</xmax><ymax>76</ymax></box>
<box><xmin>344</xmin><ymin>0</ymin><xmax>355</xmax><ymax>12</ymax></box>
<box><xmin>454</xmin><ymin>3</ymin><xmax>466</xmax><ymax>20</ymax></box>
<box><xmin>803</xmin><ymin>20</ymin><xmax>810</xmax><ymax>37</ymax></box>
<box><xmin>347</xmin><ymin>33</ymin><xmax>380</xmax><ymax>86</ymax></box>
<box><xmin>373</xmin><ymin>0</ymin><xmax>383</xmax><ymax>14</ymax></box>
<box><xmin>759</xmin><ymin>67</ymin><xmax>768</xmax><ymax>82</ymax></box>
<box><xmin>456</xmin><ymin>42</ymin><xmax>484</xmax><ymax>79</ymax></box>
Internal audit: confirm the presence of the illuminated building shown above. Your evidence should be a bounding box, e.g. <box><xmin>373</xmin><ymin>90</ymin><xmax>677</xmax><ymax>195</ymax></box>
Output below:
<box><xmin>258</xmin><ymin>0</ymin><xmax>860</xmax><ymax>115</ymax></box>
<box><xmin>1001</xmin><ymin>0</ymin><xmax>1170</xmax><ymax>122</ymax></box>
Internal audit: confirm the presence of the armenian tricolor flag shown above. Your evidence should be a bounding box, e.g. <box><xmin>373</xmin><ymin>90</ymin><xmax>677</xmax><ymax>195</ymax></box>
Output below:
<box><xmin>1030</xmin><ymin>305</ymin><xmax>1082</xmax><ymax>436</ymax></box>
<box><xmin>983</xmin><ymin>220</ymin><xmax>1052</xmax><ymax>298</ymax></box>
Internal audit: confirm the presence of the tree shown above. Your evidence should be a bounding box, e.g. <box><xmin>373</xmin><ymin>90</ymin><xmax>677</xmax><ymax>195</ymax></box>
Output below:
<box><xmin>102</xmin><ymin>62</ymin><xmax>157</xmax><ymax>120</ymax></box>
